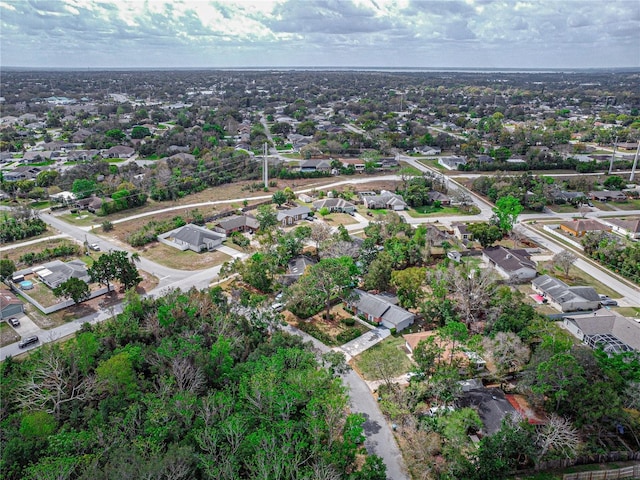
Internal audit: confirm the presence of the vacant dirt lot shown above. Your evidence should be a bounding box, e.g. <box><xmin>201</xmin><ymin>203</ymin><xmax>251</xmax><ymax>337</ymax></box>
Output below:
<box><xmin>28</xmin><ymin>269</ymin><xmax>158</xmax><ymax>329</ymax></box>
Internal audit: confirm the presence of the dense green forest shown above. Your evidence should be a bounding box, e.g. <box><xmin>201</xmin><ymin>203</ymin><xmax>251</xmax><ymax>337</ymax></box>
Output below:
<box><xmin>0</xmin><ymin>288</ymin><xmax>385</xmax><ymax>480</ymax></box>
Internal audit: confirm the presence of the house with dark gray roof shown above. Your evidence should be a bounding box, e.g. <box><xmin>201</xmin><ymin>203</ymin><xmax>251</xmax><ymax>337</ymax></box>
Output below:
<box><xmin>300</xmin><ymin>159</ymin><xmax>332</xmax><ymax>172</ymax></box>
<box><xmin>212</xmin><ymin>214</ymin><xmax>259</xmax><ymax>235</ymax></box>
<box><xmin>427</xmin><ymin>191</ymin><xmax>451</xmax><ymax>205</ymax></box>
<box><xmin>550</xmin><ymin>190</ymin><xmax>586</xmax><ymax>204</ymax></box>
<box><xmin>277</xmin><ymin>206</ymin><xmax>311</xmax><ymax>226</ymax></box>
<box><xmin>563</xmin><ymin>308</ymin><xmax>640</xmax><ymax>354</ymax></box>
<box><xmin>104</xmin><ymin>145</ymin><xmax>135</xmax><ymax>159</ymax></box>
<box><xmin>458</xmin><ymin>383</ymin><xmax>516</xmax><ymax>436</ymax></box>
<box><xmin>482</xmin><ymin>246</ymin><xmax>537</xmax><ymax>282</ymax></box>
<box><xmin>532</xmin><ymin>275</ymin><xmax>600</xmax><ymax>312</ymax></box>
<box><xmin>280</xmin><ymin>255</ymin><xmax>317</xmax><ymax>286</ymax></box>
<box><xmin>159</xmin><ymin>224</ymin><xmax>225</xmax><ymax>253</ymax></box>
<box><xmin>2</xmin><ymin>166</ymin><xmax>42</xmax><ymax>181</ymax></box>
<box><xmin>346</xmin><ymin>289</ymin><xmax>415</xmax><ymax>332</ymax></box>
<box><xmin>589</xmin><ymin>190</ymin><xmax>627</xmax><ymax>202</ymax></box>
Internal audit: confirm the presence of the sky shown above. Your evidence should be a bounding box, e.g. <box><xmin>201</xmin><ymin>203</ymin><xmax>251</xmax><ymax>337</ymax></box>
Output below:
<box><xmin>1</xmin><ymin>0</ymin><xmax>639</xmax><ymax>70</ymax></box>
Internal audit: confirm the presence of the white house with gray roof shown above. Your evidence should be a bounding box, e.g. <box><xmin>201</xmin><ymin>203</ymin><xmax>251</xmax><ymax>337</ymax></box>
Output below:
<box><xmin>159</xmin><ymin>224</ymin><xmax>225</xmax><ymax>253</ymax></box>
<box><xmin>277</xmin><ymin>206</ymin><xmax>311</xmax><ymax>226</ymax></box>
<box><xmin>563</xmin><ymin>308</ymin><xmax>640</xmax><ymax>354</ymax></box>
<box><xmin>482</xmin><ymin>246</ymin><xmax>537</xmax><ymax>283</ymax></box>
<box><xmin>532</xmin><ymin>275</ymin><xmax>600</xmax><ymax>312</ymax></box>
<box><xmin>363</xmin><ymin>190</ymin><xmax>407</xmax><ymax>211</ymax></box>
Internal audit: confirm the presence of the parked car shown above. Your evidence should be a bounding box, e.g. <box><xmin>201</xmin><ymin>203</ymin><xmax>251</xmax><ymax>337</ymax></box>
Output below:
<box><xmin>18</xmin><ymin>336</ymin><xmax>39</xmax><ymax>349</ymax></box>
<box><xmin>271</xmin><ymin>302</ymin><xmax>284</xmax><ymax>312</ymax></box>
<box><xmin>599</xmin><ymin>294</ymin><xmax>610</xmax><ymax>301</ymax></box>
<box><xmin>8</xmin><ymin>317</ymin><xmax>20</xmax><ymax>327</ymax></box>
<box><xmin>600</xmin><ymin>299</ymin><xmax>618</xmax><ymax>306</ymax></box>
<box><xmin>89</xmin><ymin>243</ymin><xmax>100</xmax><ymax>251</ymax></box>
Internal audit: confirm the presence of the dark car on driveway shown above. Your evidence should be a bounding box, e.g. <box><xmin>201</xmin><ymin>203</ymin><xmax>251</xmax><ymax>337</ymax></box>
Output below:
<box><xmin>18</xmin><ymin>336</ymin><xmax>39</xmax><ymax>349</ymax></box>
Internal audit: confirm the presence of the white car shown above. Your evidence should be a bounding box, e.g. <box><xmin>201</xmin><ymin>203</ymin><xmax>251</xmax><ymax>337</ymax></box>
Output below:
<box><xmin>89</xmin><ymin>243</ymin><xmax>100</xmax><ymax>251</ymax></box>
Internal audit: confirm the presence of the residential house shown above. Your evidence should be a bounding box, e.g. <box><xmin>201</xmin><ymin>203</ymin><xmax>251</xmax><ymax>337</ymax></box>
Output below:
<box><xmin>414</xmin><ymin>146</ymin><xmax>442</xmax><ymax>155</ymax></box>
<box><xmin>0</xmin><ymin>152</ymin><xmax>14</xmax><ymax>163</ymax></box>
<box><xmin>167</xmin><ymin>152</ymin><xmax>196</xmax><ymax>162</ymax></box>
<box><xmin>563</xmin><ymin>308</ymin><xmax>640</xmax><ymax>353</ymax></box>
<box><xmin>550</xmin><ymin>190</ymin><xmax>586</xmax><ymax>204</ymax></box>
<box><xmin>438</xmin><ymin>156</ymin><xmax>467</xmax><ymax>170</ymax></box>
<box><xmin>67</xmin><ymin>149</ymin><xmax>100</xmax><ymax>162</ymax></box>
<box><xmin>75</xmin><ymin>195</ymin><xmax>103</xmax><ymax>212</ymax></box>
<box><xmin>299</xmin><ymin>159</ymin><xmax>332</xmax><ymax>173</ymax></box>
<box><xmin>280</xmin><ymin>255</ymin><xmax>317</xmax><ymax>286</ymax></box>
<box><xmin>589</xmin><ymin>190</ymin><xmax>627</xmax><ymax>202</ymax></box>
<box><xmin>212</xmin><ymin>214</ymin><xmax>260</xmax><ymax>235</ymax></box>
<box><xmin>49</xmin><ymin>191</ymin><xmax>76</xmax><ymax>204</ymax></box>
<box><xmin>452</xmin><ymin>222</ymin><xmax>473</xmax><ymax>242</ymax></box>
<box><xmin>604</xmin><ymin>217</ymin><xmax>640</xmax><ymax>240</ymax></box>
<box><xmin>425</xmin><ymin>224</ymin><xmax>451</xmax><ymax>246</ymax></box>
<box><xmin>277</xmin><ymin>206</ymin><xmax>311</xmax><ymax>226</ymax></box>
<box><xmin>379</xmin><ymin>157</ymin><xmax>399</xmax><ymax>168</ymax></box>
<box><xmin>22</xmin><ymin>151</ymin><xmax>53</xmax><ymax>163</ymax></box>
<box><xmin>298</xmin><ymin>193</ymin><xmax>314</xmax><ymax>203</ymax></box>
<box><xmin>559</xmin><ymin>219</ymin><xmax>611</xmax><ymax>237</ymax></box>
<box><xmin>340</xmin><ymin>158</ymin><xmax>366</xmax><ymax>172</ymax></box>
<box><xmin>475</xmin><ymin>154</ymin><xmax>494</xmax><ymax>164</ymax></box>
<box><xmin>482</xmin><ymin>246</ymin><xmax>537</xmax><ymax>282</ymax></box>
<box><xmin>2</xmin><ymin>166</ymin><xmax>41</xmax><ymax>181</ymax></box>
<box><xmin>32</xmin><ymin>260</ymin><xmax>90</xmax><ymax>289</ymax></box>
<box><xmin>427</xmin><ymin>191</ymin><xmax>452</xmax><ymax>205</ymax></box>
<box><xmin>458</xmin><ymin>381</ymin><xmax>516</xmax><ymax>435</ymax></box>
<box><xmin>312</xmin><ymin>198</ymin><xmax>356</xmax><ymax>213</ymax></box>
<box><xmin>0</xmin><ymin>290</ymin><xmax>24</xmax><ymax>319</ymax></box>
<box><xmin>347</xmin><ymin>289</ymin><xmax>415</xmax><ymax>332</ymax></box>
<box><xmin>532</xmin><ymin>275</ymin><xmax>600</xmax><ymax>312</ymax></box>
<box><xmin>104</xmin><ymin>145</ymin><xmax>135</xmax><ymax>159</ymax></box>
<box><xmin>159</xmin><ymin>224</ymin><xmax>225</xmax><ymax>253</ymax></box>
<box><xmin>363</xmin><ymin>190</ymin><xmax>407</xmax><ymax>211</ymax></box>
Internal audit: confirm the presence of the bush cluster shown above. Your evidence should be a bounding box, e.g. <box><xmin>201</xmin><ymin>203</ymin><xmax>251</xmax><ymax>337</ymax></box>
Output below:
<box><xmin>127</xmin><ymin>216</ymin><xmax>186</xmax><ymax>247</ymax></box>
<box><xmin>19</xmin><ymin>243</ymin><xmax>80</xmax><ymax>266</ymax></box>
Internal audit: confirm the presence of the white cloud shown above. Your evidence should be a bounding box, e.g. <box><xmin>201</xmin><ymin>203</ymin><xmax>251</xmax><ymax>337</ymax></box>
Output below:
<box><xmin>0</xmin><ymin>0</ymin><xmax>638</xmax><ymax>68</ymax></box>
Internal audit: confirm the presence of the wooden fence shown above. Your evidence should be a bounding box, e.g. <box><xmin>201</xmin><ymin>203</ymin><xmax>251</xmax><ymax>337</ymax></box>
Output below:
<box><xmin>563</xmin><ymin>464</ymin><xmax>640</xmax><ymax>480</ymax></box>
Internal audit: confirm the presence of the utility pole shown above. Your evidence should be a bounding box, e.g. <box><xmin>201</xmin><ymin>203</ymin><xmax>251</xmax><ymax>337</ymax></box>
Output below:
<box><xmin>608</xmin><ymin>136</ymin><xmax>618</xmax><ymax>175</ymax></box>
<box><xmin>630</xmin><ymin>141</ymin><xmax>639</xmax><ymax>182</ymax></box>
<box><xmin>263</xmin><ymin>142</ymin><xmax>268</xmax><ymax>189</ymax></box>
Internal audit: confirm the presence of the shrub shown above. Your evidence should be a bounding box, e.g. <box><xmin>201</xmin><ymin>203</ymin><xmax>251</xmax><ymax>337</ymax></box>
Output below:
<box><xmin>102</xmin><ymin>220</ymin><xmax>114</xmax><ymax>232</ymax></box>
<box><xmin>336</xmin><ymin>327</ymin><xmax>363</xmax><ymax>344</ymax></box>
<box><xmin>342</xmin><ymin>317</ymin><xmax>356</xmax><ymax>326</ymax></box>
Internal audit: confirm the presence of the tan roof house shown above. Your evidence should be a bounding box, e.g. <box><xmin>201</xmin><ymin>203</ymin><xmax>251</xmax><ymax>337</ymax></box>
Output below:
<box><xmin>559</xmin><ymin>219</ymin><xmax>611</xmax><ymax>237</ymax></box>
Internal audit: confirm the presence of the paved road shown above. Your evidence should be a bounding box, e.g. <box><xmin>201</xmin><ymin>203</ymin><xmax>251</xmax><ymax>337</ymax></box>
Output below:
<box><xmin>282</xmin><ymin>324</ymin><xmax>410</xmax><ymax>480</ymax></box>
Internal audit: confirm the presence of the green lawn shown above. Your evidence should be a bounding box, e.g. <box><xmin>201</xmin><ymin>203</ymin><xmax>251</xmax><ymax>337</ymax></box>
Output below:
<box><xmin>397</xmin><ymin>163</ymin><xmax>423</xmax><ymax>176</ymax></box>
<box><xmin>61</xmin><ymin>212</ymin><xmax>100</xmax><ymax>227</ymax></box>
<box><xmin>546</xmin><ymin>204</ymin><xmax>582</xmax><ymax>213</ymax></box>
<box><xmin>407</xmin><ymin>205</ymin><xmax>466</xmax><ymax>217</ymax></box>
<box><xmin>353</xmin><ymin>336</ymin><xmax>413</xmax><ymax>381</ymax></box>
<box><xmin>609</xmin><ymin>198</ymin><xmax>640</xmax><ymax>210</ymax></box>
<box><xmin>417</xmin><ymin>158</ymin><xmax>447</xmax><ymax>171</ymax></box>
